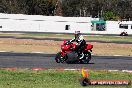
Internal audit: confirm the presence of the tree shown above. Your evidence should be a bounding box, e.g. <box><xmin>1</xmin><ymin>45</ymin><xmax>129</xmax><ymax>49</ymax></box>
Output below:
<box><xmin>103</xmin><ymin>11</ymin><xmax>119</xmax><ymax>21</ymax></box>
<box><xmin>117</xmin><ymin>0</ymin><xmax>131</xmax><ymax>20</ymax></box>
<box><xmin>0</xmin><ymin>0</ymin><xmax>132</xmax><ymax>20</ymax></box>
<box><xmin>62</xmin><ymin>0</ymin><xmax>81</xmax><ymax>16</ymax></box>
<box><xmin>54</xmin><ymin>0</ymin><xmax>62</xmax><ymax>16</ymax></box>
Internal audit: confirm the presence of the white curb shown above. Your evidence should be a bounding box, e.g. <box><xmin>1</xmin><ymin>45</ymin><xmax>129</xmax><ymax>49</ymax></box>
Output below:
<box><xmin>113</xmin><ymin>55</ymin><xmax>123</xmax><ymax>56</ymax></box>
<box><xmin>108</xmin><ymin>70</ymin><xmax>119</xmax><ymax>72</ymax></box>
<box><xmin>31</xmin><ymin>52</ymin><xmax>46</xmax><ymax>54</ymax></box>
<box><xmin>122</xmin><ymin>70</ymin><xmax>132</xmax><ymax>73</ymax></box>
<box><xmin>0</xmin><ymin>51</ymin><xmax>8</xmax><ymax>52</ymax></box>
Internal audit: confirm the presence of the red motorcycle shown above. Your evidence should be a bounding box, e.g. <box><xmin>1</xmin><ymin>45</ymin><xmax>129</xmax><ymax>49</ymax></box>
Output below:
<box><xmin>55</xmin><ymin>40</ymin><xmax>93</xmax><ymax>64</ymax></box>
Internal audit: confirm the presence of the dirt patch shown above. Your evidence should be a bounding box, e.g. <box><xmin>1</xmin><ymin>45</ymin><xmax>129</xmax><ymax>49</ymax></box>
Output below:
<box><xmin>91</xmin><ymin>42</ymin><xmax>132</xmax><ymax>56</ymax></box>
<box><xmin>0</xmin><ymin>38</ymin><xmax>131</xmax><ymax>56</ymax></box>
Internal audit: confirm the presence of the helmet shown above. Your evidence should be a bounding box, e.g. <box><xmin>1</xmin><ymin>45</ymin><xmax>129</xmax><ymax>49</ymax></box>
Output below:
<box><xmin>75</xmin><ymin>31</ymin><xmax>80</xmax><ymax>38</ymax></box>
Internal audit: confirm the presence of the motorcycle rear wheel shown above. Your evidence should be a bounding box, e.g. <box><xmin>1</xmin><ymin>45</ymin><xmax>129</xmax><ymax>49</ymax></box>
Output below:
<box><xmin>82</xmin><ymin>52</ymin><xmax>91</xmax><ymax>64</ymax></box>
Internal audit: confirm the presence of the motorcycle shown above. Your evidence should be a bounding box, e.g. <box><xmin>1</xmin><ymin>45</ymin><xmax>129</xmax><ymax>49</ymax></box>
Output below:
<box><xmin>55</xmin><ymin>40</ymin><xmax>93</xmax><ymax>64</ymax></box>
<box><xmin>120</xmin><ymin>31</ymin><xmax>128</xmax><ymax>36</ymax></box>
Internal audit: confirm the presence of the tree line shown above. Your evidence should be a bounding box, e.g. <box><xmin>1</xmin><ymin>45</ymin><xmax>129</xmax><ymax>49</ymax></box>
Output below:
<box><xmin>0</xmin><ymin>0</ymin><xmax>132</xmax><ymax>21</ymax></box>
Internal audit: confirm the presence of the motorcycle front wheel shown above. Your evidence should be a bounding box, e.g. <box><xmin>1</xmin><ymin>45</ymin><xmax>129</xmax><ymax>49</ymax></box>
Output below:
<box><xmin>55</xmin><ymin>52</ymin><xmax>63</xmax><ymax>63</ymax></box>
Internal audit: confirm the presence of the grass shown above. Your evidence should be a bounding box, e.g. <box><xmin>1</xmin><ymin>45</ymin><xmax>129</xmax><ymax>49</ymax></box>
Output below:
<box><xmin>0</xmin><ymin>69</ymin><xmax>131</xmax><ymax>88</ymax></box>
<box><xmin>0</xmin><ymin>33</ymin><xmax>132</xmax><ymax>42</ymax></box>
<box><xmin>24</xmin><ymin>33</ymin><xmax>132</xmax><ymax>42</ymax></box>
<box><xmin>84</xmin><ymin>35</ymin><xmax>132</xmax><ymax>42</ymax></box>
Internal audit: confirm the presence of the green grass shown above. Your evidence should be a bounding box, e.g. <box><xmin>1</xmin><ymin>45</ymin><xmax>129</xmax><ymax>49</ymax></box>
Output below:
<box><xmin>23</xmin><ymin>33</ymin><xmax>132</xmax><ymax>42</ymax></box>
<box><xmin>0</xmin><ymin>33</ymin><xmax>132</xmax><ymax>42</ymax></box>
<box><xmin>85</xmin><ymin>35</ymin><xmax>132</xmax><ymax>42</ymax></box>
<box><xmin>0</xmin><ymin>70</ymin><xmax>131</xmax><ymax>88</ymax></box>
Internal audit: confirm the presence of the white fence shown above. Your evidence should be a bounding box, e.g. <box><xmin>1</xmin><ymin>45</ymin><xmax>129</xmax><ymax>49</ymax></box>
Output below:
<box><xmin>0</xmin><ymin>13</ymin><xmax>132</xmax><ymax>34</ymax></box>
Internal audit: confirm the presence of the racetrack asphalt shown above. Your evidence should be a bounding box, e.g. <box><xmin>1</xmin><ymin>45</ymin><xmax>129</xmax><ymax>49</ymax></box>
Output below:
<box><xmin>0</xmin><ymin>52</ymin><xmax>131</xmax><ymax>70</ymax></box>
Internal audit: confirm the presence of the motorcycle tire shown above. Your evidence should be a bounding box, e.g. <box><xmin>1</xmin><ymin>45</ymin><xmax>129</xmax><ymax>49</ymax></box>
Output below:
<box><xmin>55</xmin><ymin>52</ymin><xmax>63</xmax><ymax>63</ymax></box>
<box><xmin>82</xmin><ymin>52</ymin><xmax>91</xmax><ymax>64</ymax></box>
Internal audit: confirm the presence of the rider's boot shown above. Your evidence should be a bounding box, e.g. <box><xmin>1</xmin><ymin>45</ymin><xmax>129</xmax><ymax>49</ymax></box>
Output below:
<box><xmin>79</xmin><ymin>52</ymin><xmax>84</xmax><ymax>59</ymax></box>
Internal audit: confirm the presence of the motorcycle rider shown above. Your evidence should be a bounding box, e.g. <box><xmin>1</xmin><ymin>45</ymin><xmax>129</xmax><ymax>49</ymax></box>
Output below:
<box><xmin>69</xmin><ymin>31</ymin><xmax>86</xmax><ymax>59</ymax></box>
